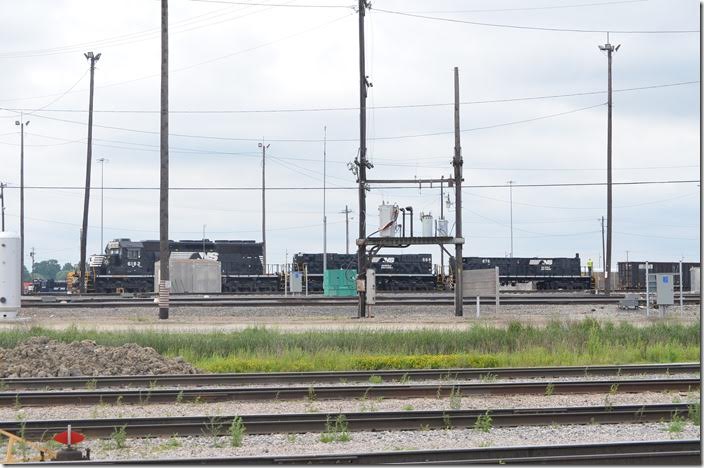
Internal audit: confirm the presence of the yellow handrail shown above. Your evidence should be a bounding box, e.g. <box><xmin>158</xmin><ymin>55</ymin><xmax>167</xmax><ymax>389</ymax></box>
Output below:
<box><xmin>0</xmin><ymin>428</ymin><xmax>57</xmax><ymax>464</ymax></box>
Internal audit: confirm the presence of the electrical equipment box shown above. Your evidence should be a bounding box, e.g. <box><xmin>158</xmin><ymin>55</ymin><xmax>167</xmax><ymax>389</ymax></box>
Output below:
<box><xmin>290</xmin><ymin>271</ymin><xmax>303</xmax><ymax>293</ymax></box>
<box><xmin>366</xmin><ymin>268</ymin><xmax>376</xmax><ymax>305</ymax></box>
<box><xmin>655</xmin><ymin>273</ymin><xmax>674</xmax><ymax>305</ymax></box>
<box><xmin>619</xmin><ymin>293</ymin><xmax>639</xmax><ymax>310</ymax></box>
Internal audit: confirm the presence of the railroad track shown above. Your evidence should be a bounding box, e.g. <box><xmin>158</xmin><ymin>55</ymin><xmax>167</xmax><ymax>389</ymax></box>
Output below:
<box><xmin>2</xmin><ymin>363</ymin><xmax>698</xmax><ymax>390</ymax></box>
<box><xmin>2</xmin><ymin>404</ymin><xmax>693</xmax><ymax>440</ymax></box>
<box><xmin>41</xmin><ymin>440</ymin><xmax>702</xmax><ymax>464</ymax></box>
<box><xmin>20</xmin><ymin>292</ymin><xmax>700</xmax><ymax>308</ymax></box>
<box><xmin>3</xmin><ymin>378</ymin><xmax>698</xmax><ymax>406</ymax></box>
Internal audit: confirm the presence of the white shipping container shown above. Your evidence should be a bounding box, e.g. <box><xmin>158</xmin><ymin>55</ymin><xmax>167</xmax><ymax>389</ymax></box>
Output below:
<box><xmin>0</xmin><ymin>232</ymin><xmax>21</xmax><ymax>318</ymax></box>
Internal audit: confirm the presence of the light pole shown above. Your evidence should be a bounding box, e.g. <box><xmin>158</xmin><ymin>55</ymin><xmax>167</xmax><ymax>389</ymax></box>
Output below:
<box><xmin>507</xmin><ymin>180</ymin><xmax>514</xmax><ymax>258</ymax></box>
<box><xmin>258</xmin><ymin>141</ymin><xmax>270</xmax><ymax>271</ymax></box>
<box><xmin>599</xmin><ymin>34</ymin><xmax>620</xmax><ymax>296</ymax></box>
<box><xmin>0</xmin><ymin>182</ymin><xmax>5</xmax><ymax>231</ymax></box>
<box><xmin>97</xmin><ymin>157</ymin><xmax>108</xmax><ymax>252</ymax></box>
<box><xmin>15</xmin><ymin>116</ymin><xmax>29</xmax><ymax>291</ymax></box>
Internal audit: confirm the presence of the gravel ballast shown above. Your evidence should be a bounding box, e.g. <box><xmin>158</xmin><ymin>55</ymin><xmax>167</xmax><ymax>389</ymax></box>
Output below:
<box><xmin>78</xmin><ymin>422</ymin><xmax>701</xmax><ymax>461</ymax></box>
<box><xmin>5</xmin><ymin>390</ymin><xmax>699</xmax><ymax>421</ymax></box>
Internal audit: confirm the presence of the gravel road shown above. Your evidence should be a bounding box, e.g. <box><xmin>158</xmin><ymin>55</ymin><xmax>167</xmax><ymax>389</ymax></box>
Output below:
<box><xmin>2</xmin><ymin>303</ymin><xmax>699</xmax><ymax>332</ymax></box>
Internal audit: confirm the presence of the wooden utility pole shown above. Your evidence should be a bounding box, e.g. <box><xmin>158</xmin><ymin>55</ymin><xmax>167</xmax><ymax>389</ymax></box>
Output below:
<box><xmin>453</xmin><ymin>67</ymin><xmax>464</xmax><ymax>317</ymax></box>
<box><xmin>79</xmin><ymin>52</ymin><xmax>100</xmax><ymax>294</ymax></box>
<box><xmin>439</xmin><ymin>179</ymin><xmax>444</xmax><ymax>280</ymax></box>
<box><xmin>599</xmin><ymin>35</ymin><xmax>619</xmax><ymax>296</ymax></box>
<box><xmin>158</xmin><ymin>0</ymin><xmax>170</xmax><ymax>319</ymax></box>
<box><xmin>356</xmin><ymin>0</ymin><xmax>371</xmax><ymax>318</ymax></box>
<box><xmin>15</xmin><ymin>116</ymin><xmax>28</xmax><ymax>290</ymax></box>
<box><xmin>341</xmin><ymin>205</ymin><xmax>352</xmax><ymax>255</ymax></box>
<box><xmin>323</xmin><ymin>126</ymin><xmax>327</xmax><ymax>275</ymax></box>
<box><xmin>601</xmin><ymin>215</ymin><xmax>605</xmax><ymax>271</ymax></box>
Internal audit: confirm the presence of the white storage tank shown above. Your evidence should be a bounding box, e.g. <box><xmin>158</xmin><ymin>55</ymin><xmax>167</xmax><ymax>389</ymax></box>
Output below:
<box><xmin>420</xmin><ymin>212</ymin><xmax>434</xmax><ymax>237</ymax></box>
<box><xmin>436</xmin><ymin>218</ymin><xmax>449</xmax><ymax>237</ymax></box>
<box><xmin>0</xmin><ymin>232</ymin><xmax>21</xmax><ymax>319</ymax></box>
<box><xmin>378</xmin><ymin>203</ymin><xmax>399</xmax><ymax>237</ymax></box>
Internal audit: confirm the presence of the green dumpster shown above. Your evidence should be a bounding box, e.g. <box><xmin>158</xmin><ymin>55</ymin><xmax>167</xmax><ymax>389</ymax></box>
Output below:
<box><xmin>323</xmin><ymin>269</ymin><xmax>357</xmax><ymax>297</ymax></box>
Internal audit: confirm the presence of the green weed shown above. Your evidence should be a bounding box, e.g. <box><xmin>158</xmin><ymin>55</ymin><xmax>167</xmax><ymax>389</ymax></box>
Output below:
<box><xmin>111</xmin><ymin>425</ymin><xmax>128</xmax><ymax>449</ymax></box>
<box><xmin>544</xmin><ymin>383</ymin><xmax>555</xmax><ymax>396</ymax></box>
<box><xmin>474</xmin><ymin>411</ymin><xmax>492</xmax><ymax>433</ymax></box>
<box><xmin>229</xmin><ymin>416</ymin><xmax>245</xmax><ymax>447</ymax></box>
<box><xmin>320</xmin><ymin>415</ymin><xmax>350</xmax><ymax>443</ymax></box>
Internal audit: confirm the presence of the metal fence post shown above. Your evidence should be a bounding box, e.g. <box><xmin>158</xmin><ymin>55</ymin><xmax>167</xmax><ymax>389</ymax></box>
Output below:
<box><xmin>476</xmin><ymin>296</ymin><xmax>480</xmax><ymax>318</ymax></box>
<box><xmin>645</xmin><ymin>261</ymin><xmax>650</xmax><ymax>317</ymax></box>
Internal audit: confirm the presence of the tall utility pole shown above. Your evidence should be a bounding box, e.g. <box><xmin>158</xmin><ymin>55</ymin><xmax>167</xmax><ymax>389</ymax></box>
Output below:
<box><xmin>356</xmin><ymin>0</ymin><xmax>371</xmax><ymax>318</ymax></box>
<box><xmin>599</xmin><ymin>34</ymin><xmax>619</xmax><ymax>296</ymax></box>
<box><xmin>0</xmin><ymin>182</ymin><xmax>5</xmax><ymax>231</ymax></box>
<box><xmin>341</xmin><ymin>205</ymin><xmax>352</xmax><ymax>254</ymax></box>
<box><xmin>14</xmin><ymin>116</ymin><xmax>28</xmax><ymax>291</ymax></box>
<box><xmin>453</xmin><ymin>66</ymin><xmax>464</xmax><ymax>317</ymax></box>
<box><xmin>79</xmin><ymin>52</ymin><xmax>100</xmax><ymax>294</ymax></box>
<box><xmin>259</xmin><ymin>140</ymin><xmax>270</xmax><ymax>271</ymax></box>
<box><xmin>158</xmin><ymin>0</ymin><xmax>170</xmax><ymax>320</ymax></box>
<box><xmin>97</xmin><ymin>158</ymin><xmax>108</xmax><ymax>251</ymax></box>
<box><xmin>323</xmin><ymin>126</ymin><xmax>327</xmax><ymax>276</ymax></box>
<box><xmin>507</xmin><ymin>180</ymin><xmax>514</xmax><ymax>258</ymax></box>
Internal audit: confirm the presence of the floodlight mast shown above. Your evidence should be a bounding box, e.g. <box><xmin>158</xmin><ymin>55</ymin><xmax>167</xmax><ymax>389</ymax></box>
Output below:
<box><xmin>598</xmin><ymin>33</ymin><xmax>620</xmax><ymax>296</ymax></box>
<box><xmin>14</xmin><ymin>116</ymin><xmax>28</xmax><ymax>294</ymax></box>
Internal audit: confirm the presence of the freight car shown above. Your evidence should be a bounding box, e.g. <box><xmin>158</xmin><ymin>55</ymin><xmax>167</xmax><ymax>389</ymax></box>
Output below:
<box><xmin>87</xmin><ymin>238</ymin><xmax>277</xmax><ymax>293</ymax></box>
<box><xmin>452</xmin><ymin>254</ymin><xmax>591</xmax><ymax>290</ymax></box>
<box><xmin>292</xmin><ymin>252</ymin><xmax>437</xmax><ymax>292</ymax></box>
<box><xmin>617</xmin><ymin>261</ymin><xmax>699</xmax><ymax>291</ymax></box>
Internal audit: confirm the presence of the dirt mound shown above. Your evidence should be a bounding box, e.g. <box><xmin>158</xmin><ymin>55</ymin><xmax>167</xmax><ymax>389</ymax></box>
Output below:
<box><xmin>0</xmin><ymin>336</ymin><xmax>199</xmax><ymax>378</ymax></box>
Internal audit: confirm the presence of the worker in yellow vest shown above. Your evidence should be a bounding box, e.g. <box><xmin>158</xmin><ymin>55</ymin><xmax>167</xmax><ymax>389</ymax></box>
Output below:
<box><xmin>587</xmin><ymin>258</ymin><xmax>594</xmax><ymax>277</ymax></box>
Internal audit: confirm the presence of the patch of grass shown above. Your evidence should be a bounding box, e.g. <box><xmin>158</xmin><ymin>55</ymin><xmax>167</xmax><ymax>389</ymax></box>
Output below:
<box><xmin>0</xmin><ymin>320</ymin><xmax>697</xmax><ymax>373</ymax></box>
<box><xmin>449</xmin><ymin>386</ymin><xmax>462</xmax><ymax>410</ymax></box>
<box><xmin>158</xmin><ymin>436</ymin><xmax>181</xmax><ymax>451</ymax></box>
<box><xmin>320</xmin><ymin>415</ymin><xmax>350</xmax><ymax>443</ymax></box>
<box><xmin>286</xmin><ymin>433</ymin><xmax>297</xmax><ymax>443</ymax></box>
<box><xmin>688</xmin><ymin>402</ymin><xmax>700</xmax><ymax>426</ymax></box>
<box><xmin>368</xmin><ymin>375</ymin><xmax>383</xmax><ymax>384</ymax></box>
<box><xmin>544</xmin><ymin>383</ymin><xmax>555</xmax><ymax>396</ymax></box>
<box><xmin>175</xmin><ymin>390</ymin><xmax>184</xmax><ymax>404</ymax></box>
<box><xmin>609</xmin><ymin>383</ymin><xmax>620</xmax><ymax>396</ymax></box>
<box><xmin>111</xmin><ymin>425</ymin><xmax>128</xmax><ymax>449</ymax></box>
<box><xmin>402</xmin><ymin>404</ymin><xmax>414</xmax><ymax>411</ymax></box>
<box><xmin>442</xmin><ymin>412</ymin><xmax>453</xmax><ymax>430</ymax></box>
<box><xmin>667</xmin><ymin>412</ymin><xmax>686</xmax><ymax>433</ymax></box>
<box><xmin>85</xmin><ymin>379</ymin><xmax>97</xmax><ymax>390</ymax></box>
<box><xmin>474</xmin><ymin>411</ymin><xmax>492</xmax><ymax>433</ymax></box>
<box><xmin>229</xmin><ymin>416</ymin><xmax>245</xmax><ymax>447</ymax></box>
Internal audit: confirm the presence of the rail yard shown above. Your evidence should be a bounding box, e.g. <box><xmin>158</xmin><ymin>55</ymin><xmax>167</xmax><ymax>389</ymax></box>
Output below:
<box><xmin>0</xmin><ymin>0</ymin><xmax>701</xmax><ymax>465</ymax></box>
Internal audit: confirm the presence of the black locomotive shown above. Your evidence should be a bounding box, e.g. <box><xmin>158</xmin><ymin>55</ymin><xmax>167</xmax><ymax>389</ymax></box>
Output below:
<box><xmin>292</xmin><ymin>253</ymin><xmax>436</xmax><ymax>292</ymax></box>
<box><xmin>88</xmin><ymin>238</ymin><xmax>278</xmax><ymax>293</ymax></box>
<box><xmin>452</xmin><ymin>254</ymin><xmax>591</xmax><ymax>290</ymax></box>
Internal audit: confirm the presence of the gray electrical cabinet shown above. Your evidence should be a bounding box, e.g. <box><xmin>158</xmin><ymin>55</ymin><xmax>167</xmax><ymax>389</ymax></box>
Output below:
<box><xmin>655</xmin><ymin>273</ymin><xmax>674</xmax><ymax>305</ymax></box>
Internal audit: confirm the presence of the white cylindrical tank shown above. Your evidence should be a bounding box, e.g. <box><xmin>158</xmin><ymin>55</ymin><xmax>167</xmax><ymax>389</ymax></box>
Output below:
<box><xmin>420</xmin><ymin>212</ymin><xmax>434</xmax><ymax>237</ymax></box>
<box><xmin>378</xmin><ymin>203</ymin><xmax>399</xmax><ymax>237</ymax></box>
<box><xmin>0</xmin><ymin>232</ymin><xmax>21</xmax><ymax>319</ymax></box>
<box><xmin>437</xmin><ymin>218</ymin><xmax>449</xmax><ymax>237</ymax></box>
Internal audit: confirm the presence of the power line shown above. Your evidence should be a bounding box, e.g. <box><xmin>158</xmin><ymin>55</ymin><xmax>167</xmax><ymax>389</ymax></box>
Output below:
<box><xmin>187</xmin><ymin>0</ymin><xmax>354</xmax><ymax>7</ymax></box>
<box><xmin>2</xmin><ymin>179</ymin><xmax>697</xmax><ymax>191</ymax></box>
<box><xmin>15</xmin><ymin>101</ymin><xmax>605</xmax><ymax>143</ymax></box>
<box><xmin>374</xmin><ymin>8</ymin><xmax>699</xmax><ymax>34</ymax></box>
<box><xmin>2</xmin><ymin>80</ymin><xmax>696</xmax><ymax>114</ymax></box>
<box><xmin>406</xmin><ymin>0</ymin><xmax>648</xmax><ymax>14</ymax></box>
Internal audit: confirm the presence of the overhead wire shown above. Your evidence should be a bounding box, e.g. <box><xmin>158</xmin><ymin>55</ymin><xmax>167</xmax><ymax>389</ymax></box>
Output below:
<box><xmin>3</xmin><ymin>80</ymin><xmax>696</xmax><ymax>114</ymax></box>
<box><xmin>373</xmin><ymin>7</ymin><xmax>699</xmax><ymax>34</ymax></box>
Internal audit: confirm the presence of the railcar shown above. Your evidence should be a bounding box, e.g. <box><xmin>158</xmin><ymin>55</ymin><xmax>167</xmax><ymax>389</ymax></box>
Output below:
<box><xmin>452</xmin><ymin>254</ymin><xmax>591</xmax><ymax>290</ymax></box>
<box><xmin>292</xmin><ymin>252</ymin><xmax>437</xmax><ymax>292</ymax></box>
<box><xmin>617</xmin><ymin>261</ymin><xmax>699</xmax><ymax>291</ymax></box>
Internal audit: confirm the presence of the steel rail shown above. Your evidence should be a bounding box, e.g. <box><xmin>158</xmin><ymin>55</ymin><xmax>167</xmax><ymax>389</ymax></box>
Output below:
<box><xmin>2</xmin><ymin>378</ymin><xmax>698</xmax><ymax>407</ymax></box>
<box><xmin>39</xmin><ymin>440</ymin><xmax>702</xmax><ymax>465</ymax></box>
<box><xmin>18</xmin><ymin>296</ymin><xmax>702</xmax><ymax>308</ymax></box>
<box><xmin>1</xmin><ymin>404</ymin><xmax>693</xmax><ymax>440</ymax></box>
<box><xmin>2</xmin><ymin>363</ymin><xmax>699</xmax><ymax>390</ymax></box>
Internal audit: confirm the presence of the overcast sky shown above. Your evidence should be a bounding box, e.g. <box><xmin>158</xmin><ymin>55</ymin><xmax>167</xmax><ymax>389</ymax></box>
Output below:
<box><xmin>0</xmin><ymin>0</ymin><xmax>700</xmax><ymax>272</ymax></box>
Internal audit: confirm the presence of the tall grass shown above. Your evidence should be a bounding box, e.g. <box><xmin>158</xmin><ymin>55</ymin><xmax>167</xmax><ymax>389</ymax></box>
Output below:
<box><xmin>0</xmin><ymin>318</ymin><xmax>698</xmax><ymax>372</ymax></box>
